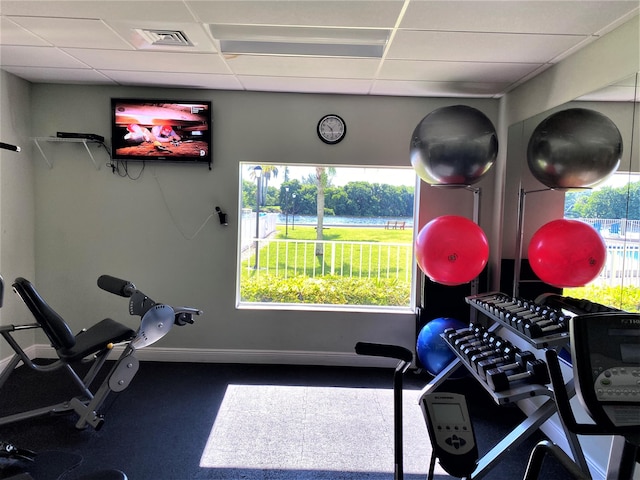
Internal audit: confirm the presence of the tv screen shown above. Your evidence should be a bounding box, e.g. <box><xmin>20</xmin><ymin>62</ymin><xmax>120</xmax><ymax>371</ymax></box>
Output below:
<box><xmin>111</xmin><ymin>99</ymin><xmax>212</xmax><ymax>168</ymax></box>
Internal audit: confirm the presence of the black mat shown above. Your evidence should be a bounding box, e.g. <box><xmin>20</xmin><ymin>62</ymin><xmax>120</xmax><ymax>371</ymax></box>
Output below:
<box><xmin>0</xmin><ymin>362</ymin><xmax>578</xmax><ymax>479</ymax></box>
<box><xmin>0</xmin><ymin>451</ymin><xmax>81</xmax><ymax>480</ymax></box>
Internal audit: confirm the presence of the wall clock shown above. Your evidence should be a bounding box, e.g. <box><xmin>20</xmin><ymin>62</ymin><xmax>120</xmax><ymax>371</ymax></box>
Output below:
<box><xmin>317</xmin><ymin>114</ymin><xmax>346</xmax><ymax>144</ymax></box>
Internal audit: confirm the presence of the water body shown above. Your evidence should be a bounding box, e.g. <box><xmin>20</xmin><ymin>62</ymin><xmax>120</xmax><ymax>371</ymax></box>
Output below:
<box><xmin>277</xmin><ymin>214</ymin><xmax>414</xmax><ymax>227</ymax></box>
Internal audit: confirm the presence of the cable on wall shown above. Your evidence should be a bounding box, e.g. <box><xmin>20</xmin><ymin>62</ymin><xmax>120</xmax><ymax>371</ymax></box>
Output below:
<box><xmin>152</xmin><ymin>169</ymin><xmax>214</xmax><ymax>240</ymax></box>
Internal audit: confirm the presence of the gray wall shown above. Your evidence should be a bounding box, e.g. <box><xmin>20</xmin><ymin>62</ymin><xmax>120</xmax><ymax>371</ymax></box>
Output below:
<box><xmin>26</xmin><ymin>84</ymin><xmax>498</xmax><ymax>363</ymax></box>
<box><xmin>0</xmin><ymin>70</ymin><xmax>35</xmax><ymax>361</ymax></box>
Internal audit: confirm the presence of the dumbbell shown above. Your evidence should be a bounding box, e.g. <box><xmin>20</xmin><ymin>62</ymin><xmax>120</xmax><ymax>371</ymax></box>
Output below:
<box><xmin>486</xmin><ymin>355</ymin><xmax>550</xmax><ymax>392</ymax></box>
<box><xmin>469</xmin><ymin>338</ymin><xmax>511</xmax><ymax>367</ymax></box>
<box><xmin>443</xmin><ymin>324</ymin><xmax>478</xmax><ymax>342</ymax></box>
<box><xmin>451</xmin><ymin>326</ymin><xmax>485</xmax><ymax>348</ymax></box>
<box><xmin>523</xmin><ymin>320</ymin><xmax>568</xmax><ymax>339</ymax></box>
<box><xmin>475</xmin><ymin>345</ymin><xmax>522</xmax><ymax>378</ymax></box>
<box><xmin>460</xmin><ymin>334</ymin><xmax>500</xmax><ymax>360</ymax></box>
<box><xmin>469</xmin><ymin>333</ymin><xmax>504</xmax><ymax>355</ymax></box>
<box><xmin>513</xmin><ymin>312</ymin><xmax>550</xmax><ymax>332</ymax></box>
<box><xmin>442</xmin><ymin>327</ymin><xmax>470</xmax><ymax>346</ymax></box>
<box><xmin>456</xmin><ymin>331</ymin><xmax>496</xmax><ymax>353</ymax></box>
<box><xmin>501</xmin><ymin>305</ymin><xmax>539</xmax><ymax>325</ymax></box>
<box><xmin>484</xmin><ymin>296</ymin><xmax>513</xmax><ymax>316</ymax></box>
<box><xmin>497</xmin><ymin>301</ymin><xmax>529</xmax><ymax>319</ymax></box>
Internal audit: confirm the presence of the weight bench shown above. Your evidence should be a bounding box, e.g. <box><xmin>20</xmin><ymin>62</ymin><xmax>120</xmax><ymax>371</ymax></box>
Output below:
<box><xmin>0</xmin><ymin>275</ymin><xmax>201</xmax><ymax>430</ymax></box>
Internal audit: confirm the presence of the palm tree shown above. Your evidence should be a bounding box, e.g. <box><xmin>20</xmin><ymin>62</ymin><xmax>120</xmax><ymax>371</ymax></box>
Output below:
<box><xmin>314</xmin><ymin>166</ymin><xmax>336</xmax><ymax>257</ymax></box>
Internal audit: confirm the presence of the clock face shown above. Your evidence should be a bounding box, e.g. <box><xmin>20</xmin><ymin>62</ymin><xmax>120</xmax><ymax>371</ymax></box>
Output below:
<box><xmin>317</xmin><ymin>114</ymin><xmax>346</xmax><ymax>144</ymax></box>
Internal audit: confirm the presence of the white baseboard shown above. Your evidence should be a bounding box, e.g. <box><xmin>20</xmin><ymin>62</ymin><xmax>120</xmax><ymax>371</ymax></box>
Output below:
<box><xmin>0</xmin><ymin>344</ymin><xmax>37</xmax><ymax>371</ymax></box>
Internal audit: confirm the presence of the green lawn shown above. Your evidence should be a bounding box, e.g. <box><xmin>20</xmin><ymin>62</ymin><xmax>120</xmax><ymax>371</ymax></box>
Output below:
<box><xmin>240</xmin><ymin>225</ymin><xmax>415</xmax><ymax>306</ymax></box>
<box><xmin>242</xmin><ymin>226</ymin><xmax>413</xmax><ymax>278</ymax></box>
<box><xmin>275</xmin><ymin>225</ymin><xmax>414</xmax><ymax>242</ymax></box>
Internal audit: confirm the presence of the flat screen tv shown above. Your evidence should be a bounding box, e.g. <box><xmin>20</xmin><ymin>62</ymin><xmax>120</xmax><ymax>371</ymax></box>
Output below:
<box><xmin>111</xmin><ymin>98</ymin><xmax>212</xmax><ymax>168</ymax></box>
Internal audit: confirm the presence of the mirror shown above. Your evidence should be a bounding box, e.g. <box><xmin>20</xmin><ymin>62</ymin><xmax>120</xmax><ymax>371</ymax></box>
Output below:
<box><xmin>503</xmin><ymin>72</ymin><xmax>639</xmax><ymax>312</ymax></box>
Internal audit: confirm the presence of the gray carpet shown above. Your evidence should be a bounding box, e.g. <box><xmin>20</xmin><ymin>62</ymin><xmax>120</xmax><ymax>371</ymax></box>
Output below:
<box><xmin>198</xmin><ymin>384</ymin><xmax>442</xmax><ymax>476</ymax></box>
<box><xmin>0</xmin><ymin>362</ymin><xmax>577</xmax><ymax>479</ymax></box>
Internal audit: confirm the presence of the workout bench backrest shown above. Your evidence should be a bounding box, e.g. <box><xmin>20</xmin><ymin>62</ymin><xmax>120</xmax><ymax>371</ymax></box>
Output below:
<box><xmin>12</xmin><ymin>277</ymin><xmax>76</xmax><ymax>352</ymax></box>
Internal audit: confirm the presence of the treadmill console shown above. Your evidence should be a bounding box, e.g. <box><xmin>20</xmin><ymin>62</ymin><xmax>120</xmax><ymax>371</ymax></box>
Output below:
<box><xmin>570</xmin><ymin>312</ymin><xmax>640</xmax><ymax>430</ymax></box>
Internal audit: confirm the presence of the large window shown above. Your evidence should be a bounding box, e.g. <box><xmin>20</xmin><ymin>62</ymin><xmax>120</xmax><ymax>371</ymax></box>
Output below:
<box><xmin>237</xmin><ymin>164</ymin><xmax>417</xmax><ymax>311</ymax></box>
<box><xmin>564</xmin><ymin>172</ymin><xmax>640</xmax><ymax>312</ymax></box>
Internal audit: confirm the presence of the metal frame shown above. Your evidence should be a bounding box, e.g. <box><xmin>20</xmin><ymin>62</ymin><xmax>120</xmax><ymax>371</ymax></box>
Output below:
<box><xmin>0</xmin><ymin>322</ymin><xmax>136</xmax><ymax>430</ymax></box>
<box><xmin>417</xmin><ymin>328</ymin><xmax>590</xmax><ymax>480</ymax></box>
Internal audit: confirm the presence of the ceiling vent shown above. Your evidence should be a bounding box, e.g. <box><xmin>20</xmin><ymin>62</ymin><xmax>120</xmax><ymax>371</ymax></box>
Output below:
<box><xmin>209</xmin><ymin>25</ymin><xmax>389</xmax><ymax>58</ymax></box>
<box><xmin>134</xmin><ymin>29</ymin><xmax>193</xmax><ymax>47</ymax></box>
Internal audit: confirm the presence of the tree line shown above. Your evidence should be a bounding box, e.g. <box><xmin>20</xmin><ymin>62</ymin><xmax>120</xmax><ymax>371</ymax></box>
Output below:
<box><xmin>242</xmin><ymin>174</ymin><xmax>638</xmax><ymax>220</ymax></box>
<box><xmin>242</xmin><ymin>179</ymin><xmax>415</xmax><ymax>218</ymax></box>
<box><xmin>565</xmin><ymin>181</ymin><xmax>639</xmax><ymax>219</ymax></box>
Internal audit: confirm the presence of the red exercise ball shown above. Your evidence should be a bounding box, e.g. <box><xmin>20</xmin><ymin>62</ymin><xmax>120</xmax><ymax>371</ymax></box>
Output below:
<box><xmin>415</xmin><ymin>215</ymin><xmax>489</xmax><ymax>286</ymax></box>
<box><xmin>528</xmin><ymin>219</ymin><xmax>606</xmax><ymax>288</ymax></box>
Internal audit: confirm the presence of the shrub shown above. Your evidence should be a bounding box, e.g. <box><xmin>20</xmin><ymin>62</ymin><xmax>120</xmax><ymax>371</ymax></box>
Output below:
<box><xmin>564</xmin><ymin>285</ymin><xmax>640</xmax><ymax>312</ymax></box>
<box><xmin>240</xmin><ymin>274</ymin><xmax>410</xmax><ymax>306</ymax></box>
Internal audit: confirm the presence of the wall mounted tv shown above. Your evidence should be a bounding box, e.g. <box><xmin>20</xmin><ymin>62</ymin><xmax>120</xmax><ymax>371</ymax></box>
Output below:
<box><xmin>111</xmin><ymin>99</ymin><xmax>212</xmax><ymax>168</ymax></box>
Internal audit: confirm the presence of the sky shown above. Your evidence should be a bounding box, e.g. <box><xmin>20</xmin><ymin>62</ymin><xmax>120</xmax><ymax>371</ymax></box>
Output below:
<box><xmin>252</xmin><ymin>165</ymin><xmax>418</xmax><ymax>188</ymax></box>
<box><xmin>594</xmin><ymin>171</ymin><xmax>639</xmax><ymax>190</ymax></box>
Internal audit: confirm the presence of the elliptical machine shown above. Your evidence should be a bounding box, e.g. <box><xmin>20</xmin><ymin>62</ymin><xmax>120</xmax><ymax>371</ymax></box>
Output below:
<box><xmin>355</xmin><ymin>342</ymin><xmax>413</xmax><ymax>480</ymax></box>
<box><xmin>537</xmin><ymin>310</ymin><xmax>639</xmax><ymax>480</ymax></box>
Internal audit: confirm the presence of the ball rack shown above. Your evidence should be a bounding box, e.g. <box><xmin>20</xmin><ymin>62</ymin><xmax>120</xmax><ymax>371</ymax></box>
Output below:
<box><xmin>418</xmin><ymin>291</ymin><xmax>595</xmax><ymax>479</ymax></box>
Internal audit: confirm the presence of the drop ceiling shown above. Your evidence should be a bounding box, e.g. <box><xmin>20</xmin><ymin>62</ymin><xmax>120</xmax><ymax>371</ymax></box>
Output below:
<box><xmin>0</xmin><ymin>1</ymin><xmax>638</xmax><ymax>99</ymax></box>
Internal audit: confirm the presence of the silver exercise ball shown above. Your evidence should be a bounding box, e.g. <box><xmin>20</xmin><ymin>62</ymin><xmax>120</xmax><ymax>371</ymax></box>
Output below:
<box><xmin>410</xmin><ymin>105</ymin><xmax>498</xmax><ymax>185</ymax></box>
<box><xmin>527</xmin><ymin>108</ymin><xmax>623</xmax><ymax>189</ymax></box>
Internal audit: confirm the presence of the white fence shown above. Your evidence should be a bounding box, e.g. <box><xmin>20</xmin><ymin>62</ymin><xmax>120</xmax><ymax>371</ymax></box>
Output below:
<box><xmin>240</xmin><ymin>214</ymin><xmax>640</xmax><ymax>288</ymax></box>
<box><xmin>579</xmin><ymin>218</ymin><xmax>640</xmax><ymax>288</ymax></box>
<box><xmin>245</xmin><ymin>238</ymin><xmax>413</xmax><ymax>281</ymax></box>
<box><xmin>240</xmin><ymin>210</ymin><xmax>277</xmax><ymax>253</ymax></box>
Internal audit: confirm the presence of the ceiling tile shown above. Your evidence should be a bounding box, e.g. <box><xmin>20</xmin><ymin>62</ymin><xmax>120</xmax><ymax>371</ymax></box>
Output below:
<box><xmin>187</xmin><ymin>0</ymin><xmax>404</xmax><ymax>28</ymax></box>
<box><xmin>0</xmin><ymin>65</ymin><xmax>116</xmax><ymax>84</ymax></box>
<box><xmin>0</xmin><ymin>1</ymin><xmax>196</xmax><ymax>22</ymax></box>
<box><xmin>0</xmin><ymin>1</ymin><xmax>636</xmax><ymax>99</ymax></box>
<box><xmin>387</xmin><ymin>31</ymin><xmax>588</xmax><ymax>63</ymax></box>
<box><xmin>225</xmin><ymin>55</ymin><xmax>381</xmax><ymax>79</ymax></box>
<box><xmin>400</xmin><ymin>1</ymin><xmax>640</xmax><ymax>35</ymax></box>
<box><xmin>102</xmin><ymin>70</ymin><xmax>244</xmax><ymax>90</ymax></box>
<box><xmin>62</xmin><ymin>48</ymin><xmax>231</xmax><ymax>74</ymax></box>
<box><xmin>378</xmin><ymin>59</ymin><xmax>542</xmax><ymax>83</ymax></box>
<box><xmin>0</xmin><ymin>17</ymin><xmax>50</xmax><ymax>46</ymax></box>
<box><xmin>238</xmin><ymin>76</ymin><xmax>374</xmax><ymax>95</ymax></box>
<box><xmin>0</xmin><ymin>45</ymin><xmax>90</xmax><ymax>68</ymax></box>
<box><xmin>370</xmin><ymin>79</ymin><xmax>506</xmax><ymax>98</ymax></box>
<box><xmin>8</xmin><ymin>17</ymin><xmax>132</xmax><ymax>49</ymax></box>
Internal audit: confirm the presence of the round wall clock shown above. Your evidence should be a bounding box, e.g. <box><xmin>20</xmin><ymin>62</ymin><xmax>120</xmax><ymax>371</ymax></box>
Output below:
<box><xmin>317</xmin><ymin>114</ymin><xmax>346</xmax><ymax>144</ymax></box>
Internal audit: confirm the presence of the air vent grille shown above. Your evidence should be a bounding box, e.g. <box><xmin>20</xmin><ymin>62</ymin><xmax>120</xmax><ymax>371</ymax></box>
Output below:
<box><xmin>135</xmin><ymin>29</ymin><xmax>193</xmax><ymax>47</ymax></box>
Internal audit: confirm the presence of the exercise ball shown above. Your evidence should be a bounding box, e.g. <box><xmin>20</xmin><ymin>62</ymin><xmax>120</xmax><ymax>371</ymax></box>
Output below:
<box><xmin>415</xmin><ymin>215</ymin><xmax>489</xmax><ymax>286</ymax></box>
<box><xmin>528</xmin><ymin>219</ymin><xmax>607</xmax><ymax>288</ymax></box>
<box><xmin>527</xmin><ymin>108</ymin><xmax>622</xmax><ymax>189</ymax></box>
<box><xmin>410</xmin><ymin>105</ymin><xmax>498</xmax><ymax>185</ymax></box>
<box><xmin>417</xmin><ymin>317</ymin><xmax>467</xmax><ymax>376</ymax></box>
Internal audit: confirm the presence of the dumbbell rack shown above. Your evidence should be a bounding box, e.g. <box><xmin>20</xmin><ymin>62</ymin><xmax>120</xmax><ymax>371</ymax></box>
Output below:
<box><xmin>440</xmin><ymin>328</ymin><xmax>552</xmax><ymax>405</ymax></box>
<box><xmin>465</xmin><ymin>292</ymin><xmax>571</xmax><ymax>350</ymax></box>
<box><xmin>418</xmin><ymin>292</ymin><xmax>590</xmax><ymax>480</ymax></box>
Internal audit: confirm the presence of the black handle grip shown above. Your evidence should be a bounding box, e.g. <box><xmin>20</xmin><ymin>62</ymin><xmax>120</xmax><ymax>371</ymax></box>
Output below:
<box><xmin>545</xmin><ymin>350</ymin><xmax>604</xmax><ymax>436</ymax></box>
<box><xmin>97</xmin><ymin>275</ymin><xmax>136</xmax><ymax>298</ymax></box>
<box><xmin>355</xmin><ymin>342</ymin><xmax>413</xmax><ymax>363</ymax></box>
